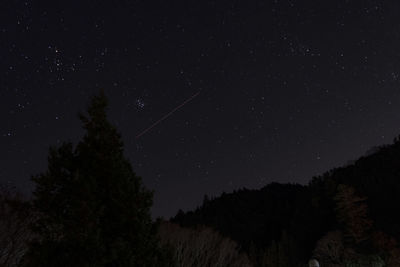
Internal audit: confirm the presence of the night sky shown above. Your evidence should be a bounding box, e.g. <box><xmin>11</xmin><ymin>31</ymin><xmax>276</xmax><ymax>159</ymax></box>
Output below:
<box><xmin>2</xmin><ymin>1</ymin><xmax>400</xmax><ymax>218</ymax></box>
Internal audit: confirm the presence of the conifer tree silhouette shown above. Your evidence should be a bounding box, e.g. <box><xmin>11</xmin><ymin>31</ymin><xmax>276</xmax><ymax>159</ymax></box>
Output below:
<box><xmin>23</xmin><ymin>91</ymin><xmax>170</xmax><ymax>267</ymax></box>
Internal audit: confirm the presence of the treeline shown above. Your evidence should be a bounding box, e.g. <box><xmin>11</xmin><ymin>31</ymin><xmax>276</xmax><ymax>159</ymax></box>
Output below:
<box><xmin>2</xmin><ymin>91</ymin><xmax>400</xmax><ymax>266</ymax></box>
<box><xmin>0</xmin><ymin>92</ymin><xmax>251</xmax><ymax>267</ymax></box>
<box><xmin>172</xmin><ymin>139</ymin><xmax>400</xmax><ymax>266</ymax></box>
<box><xmin>0</xmin><ymin>185</ymin><xmax>252</xmax><ymax>267</ymax></box>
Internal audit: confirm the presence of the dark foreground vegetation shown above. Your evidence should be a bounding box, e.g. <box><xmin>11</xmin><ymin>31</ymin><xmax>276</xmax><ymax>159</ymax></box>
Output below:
<box><xmin>1</xmin><ymin>92</ymin><xmax>400</xmax><ymax>266</ymax></box>
<box><xmin>172</xmin><ymin>139</ymin><xmax>400</xmax><ymax>266</ymax></box>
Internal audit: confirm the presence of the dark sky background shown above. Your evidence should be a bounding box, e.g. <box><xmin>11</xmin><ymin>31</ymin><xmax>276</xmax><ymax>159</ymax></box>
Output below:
<box><xmin>2</xmin><ymin>1</ymin><xmax>400</xmax><ymax>218</ymax></box>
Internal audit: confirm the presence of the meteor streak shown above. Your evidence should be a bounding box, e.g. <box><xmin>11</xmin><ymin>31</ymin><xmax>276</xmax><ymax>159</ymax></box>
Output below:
<box><xmin>136</xmin><ymin>91</ymin><xmax>201</xmax><ymax>139</ymax></box>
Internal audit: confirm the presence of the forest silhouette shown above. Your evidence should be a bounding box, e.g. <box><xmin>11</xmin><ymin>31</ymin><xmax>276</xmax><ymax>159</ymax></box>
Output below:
<box><xmin>1</xmin><ymin>92</ymin><xmax>400</xmax><ymax>266</ymax></box>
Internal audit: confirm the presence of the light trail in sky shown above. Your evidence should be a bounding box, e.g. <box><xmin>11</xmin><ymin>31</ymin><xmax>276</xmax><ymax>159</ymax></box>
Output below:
<box><xmin>136</xmin><ymin>91</ymin><xmax>201</xmax><ymax>139</ymax></box>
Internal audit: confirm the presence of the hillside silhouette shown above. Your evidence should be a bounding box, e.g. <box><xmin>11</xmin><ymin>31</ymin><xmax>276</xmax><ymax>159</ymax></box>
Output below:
<box><xmin>172</xmin><ymin>137</ymin><xmax>400</xmax><ymax>266</ymax></box>
<box><xmin>2</xmin><ymin>92</ymin><xmax>400</xmax><ymax>266</ymax></box>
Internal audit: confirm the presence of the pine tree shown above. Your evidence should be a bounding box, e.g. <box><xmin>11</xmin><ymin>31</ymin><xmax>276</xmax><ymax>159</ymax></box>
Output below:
<box><xmin>22</xmin><ymin>91</ymin><xmax>171</xmax><ymax>267</ymax></box>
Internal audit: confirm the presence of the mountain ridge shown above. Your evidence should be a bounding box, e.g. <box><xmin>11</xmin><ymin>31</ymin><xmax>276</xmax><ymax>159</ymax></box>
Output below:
<box><xmin>171</xmin><ymin>136</ymin><xmax>400</xmax><ymax>265</ymax></box>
